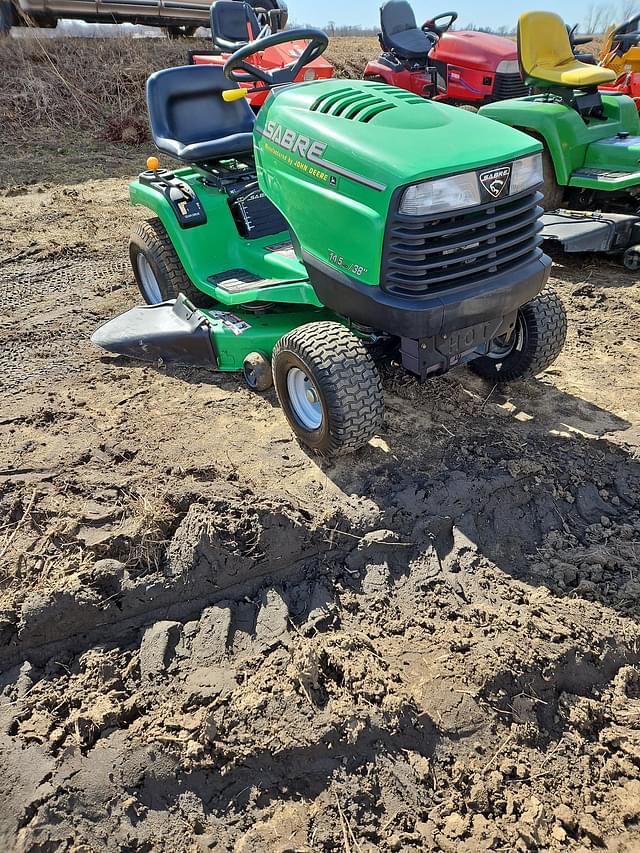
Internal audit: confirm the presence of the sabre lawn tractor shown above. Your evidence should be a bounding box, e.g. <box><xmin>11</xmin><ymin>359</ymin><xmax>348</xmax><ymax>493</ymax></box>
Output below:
<box><xmin>363</xmin><ymin>0</ymin><xmax>527</xmax><ymax>106</ymax></box>
<box><xmin>479</xmin><ymin>11</ymin><xmax>640</xmax><ymax>267</ymax></box>
<box><xmin>92</xmin><ymin>27</ymin><xmax>567</xmax><ymax>456</ymax></box>
<box><xmin>188</xmin><ymin>0</ymin><xmax>333</xmax><ymax>109</ymax></box>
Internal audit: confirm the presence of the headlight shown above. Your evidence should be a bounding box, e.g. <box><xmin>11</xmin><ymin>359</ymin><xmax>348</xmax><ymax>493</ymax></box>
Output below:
<box><xmin>399</xmin><ymin>153</ymin><xmax>543</xmax><ymax>217</ymax></box>
<box><xmin>511</xmin><ymin>153</ymin><xmax>543</xmax><ymax>195</ymax></box>
<box><xmin>304</xmin><ymin>69</ymin><xmax>317</xmax><ymax>82</ymax></box>
<box><xmin>400</xmin><ymin>172</ymin><xmax>481</xmax><ymax>216</ymax></box>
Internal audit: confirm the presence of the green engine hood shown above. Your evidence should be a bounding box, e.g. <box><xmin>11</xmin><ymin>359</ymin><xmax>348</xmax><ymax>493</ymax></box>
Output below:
<box><xmin>254</xmin><ymin>79</ymin><xmax>541</xmax><ymax>288</ymax></box>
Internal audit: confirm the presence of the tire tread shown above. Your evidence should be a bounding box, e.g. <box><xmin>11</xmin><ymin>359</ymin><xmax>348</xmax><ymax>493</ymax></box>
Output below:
<box><xmin>470</xmin><ymin>286</ymin><xmax>567</xmax><ymax>382</ymax></box>
<box><xmin>130</xmin><ymin>217</ymin><xmax>213</xmax><ymax>308</ymax></box>
<box><xmin>273</xmin><ymin>321</ymin><xmax>384</xmax><ymax>456</ymax></box>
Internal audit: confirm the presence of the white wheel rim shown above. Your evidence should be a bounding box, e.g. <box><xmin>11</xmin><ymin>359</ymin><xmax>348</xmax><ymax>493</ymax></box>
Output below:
<box><xmin>286</xmin><ymin>367</ymin><xmax>323</xmax><ymax>431</ymax></box>
<box><xmin>488</xmin><ymin>315</ymin><xmax>525</xmax><ymax>360</ymax></box>
<box><xmin>136</xmin><ymin>254</ymin><xmax>162</xmax><ymax>304</ymax></box>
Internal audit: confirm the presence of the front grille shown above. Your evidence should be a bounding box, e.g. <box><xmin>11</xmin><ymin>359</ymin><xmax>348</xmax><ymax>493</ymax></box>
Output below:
<box><xmin>493</xmin><ymin>71</ymin><xmax>528</xmax><ymax>100</ymax></box>
<box><xmin>381</xmin><ymin>188</ymin><xmax>544</xmax><ymax>297</ymax></box>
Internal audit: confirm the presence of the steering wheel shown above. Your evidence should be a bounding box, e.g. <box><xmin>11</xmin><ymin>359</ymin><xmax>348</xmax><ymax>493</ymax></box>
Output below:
<box><xmin>422</xmin><ymin>11</ymin><xmax>458</xmax><ymax>36</ymax></box>
<box><xmin>224</xmin><ymin>28</ymin><xmax>329</xmax><ymax>87</ymax></box>
<box><xmin>568</xmin><ymin>23</ymin><xmax>592</xmax><ymax>47</ymax></box>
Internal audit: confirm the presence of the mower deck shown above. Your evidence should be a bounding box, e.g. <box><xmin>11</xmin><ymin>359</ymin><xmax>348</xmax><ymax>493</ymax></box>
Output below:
<box><xmin>541</xmin><ymin>209</ymin><xmax>640</xmax><ymax>255</ymax></box>
<box><xmin>92</xmin><ymin>295</ymin><xmax>339</xmax><ymax>372</ymax></box>
<box><xmin>569</xmin><ymin>166</ymin><xmax>640</xmax><ymax>189</ymax></box>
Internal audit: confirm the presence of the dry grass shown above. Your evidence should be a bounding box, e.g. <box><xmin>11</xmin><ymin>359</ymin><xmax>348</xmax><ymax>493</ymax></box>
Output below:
<box><xmin>0</xmin><ymin>34</ymin><xmax>377</xmax><ymax>145</ymax></box>
<box><xmin>0</xmin><ymin>485</ymin><xmax>174</xmax><ymax>611</ymax></box>
<box><xmin>0</xmin><ymin>35</ymin><xmax>209</xmax><ymax>142</ymax></box>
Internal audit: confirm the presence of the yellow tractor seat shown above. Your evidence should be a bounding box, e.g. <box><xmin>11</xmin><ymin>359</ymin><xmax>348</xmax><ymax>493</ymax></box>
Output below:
<box><xmin>518</xmin><ymin>11</ymin><xmax>617</xmax><ymax>89</ymax></box>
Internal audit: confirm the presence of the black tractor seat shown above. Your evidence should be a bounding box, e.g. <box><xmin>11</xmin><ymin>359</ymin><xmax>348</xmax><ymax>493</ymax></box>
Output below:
<box><xmin>380</xmin><ymin>0</ymin><xmax>435</xmax><ymax>60</ymax></box>
<box><xmin>146</xmin><ymin>65</ymin><xmax>255</xmax><ymax>163</ymax></box>
<box><xmin>210</xmin><ymin>0</ymin><xmax>262</xmax><ymax>52</ymax></box>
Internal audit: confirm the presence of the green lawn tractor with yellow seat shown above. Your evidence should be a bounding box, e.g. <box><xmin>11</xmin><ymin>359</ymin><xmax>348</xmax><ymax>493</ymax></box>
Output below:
<box><xmin>479</xmin><ymin>11</ymin><xmax>640</xmax><ymax>268</ymax></box>
<box><xmin>91</xmin><ymin>27</ymin><xmax>566</xmax><ymax>456</ymax></box>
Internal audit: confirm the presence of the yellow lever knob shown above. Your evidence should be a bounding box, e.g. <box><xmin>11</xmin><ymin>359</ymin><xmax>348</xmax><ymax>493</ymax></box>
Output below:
<box><xmin>223</xmin><ymin>88</ymin><xmax>249</xmax><ymax>102</ymax></box>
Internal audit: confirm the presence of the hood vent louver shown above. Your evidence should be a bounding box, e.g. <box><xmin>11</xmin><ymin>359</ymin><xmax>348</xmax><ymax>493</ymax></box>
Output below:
<box><xmin>310</xmin><ymin>86</ymin><xmax>398</xmax><ymax>123</ymax></box>
<box><xmin>309</xmin><ymin>85</ymin><xmax>418</xmax><ymax>123</ymax></box>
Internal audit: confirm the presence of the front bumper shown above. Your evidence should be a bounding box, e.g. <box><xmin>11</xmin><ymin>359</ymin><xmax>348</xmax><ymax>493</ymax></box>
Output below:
<box><xmin>304</xmin><ymin>250</ymin><xmax>551</xmax><ymax>340</ymax></box>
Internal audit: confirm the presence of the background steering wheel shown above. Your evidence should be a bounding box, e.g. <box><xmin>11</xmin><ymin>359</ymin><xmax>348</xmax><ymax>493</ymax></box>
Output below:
<box><xmin>567</xmin><ymin>23</ymin><xmax>593</xmax><ymax>47</ymax></box>
<box><xmin>422</xmin><ymin>11</ymin><xmax>458</xmax><ymax>36</ymax></box>
<box><xmin>224</xmin><ymin>28</ymin><xmax>329</xmax><ymax>87</ymax></box>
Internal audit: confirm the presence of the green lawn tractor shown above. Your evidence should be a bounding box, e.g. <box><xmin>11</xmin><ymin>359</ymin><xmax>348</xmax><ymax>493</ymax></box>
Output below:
<box><xmin>92</xmin><ymin>27</ymin><xmax>566</xmax><ymax>456</ymax></box>
<box><xmin>479</xmin><ymin>11</ymin><xmax>640</xmax><ymax>268</ymax></box>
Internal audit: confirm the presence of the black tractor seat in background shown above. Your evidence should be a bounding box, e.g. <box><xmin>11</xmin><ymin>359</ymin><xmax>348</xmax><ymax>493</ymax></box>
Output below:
<box><xmin>146</xmin><ymin>65</ymin><xmax>255</xmax><ymax>163</ymax></box>
<box><xmin>380</xmin><ymin>0</ymin><xmax>435</xmax><ymax>60</ymax></box>
<box><xmin>210</xmin><ymin>0</ymin><xmax>262</xmax><ymax>52</ymax></box>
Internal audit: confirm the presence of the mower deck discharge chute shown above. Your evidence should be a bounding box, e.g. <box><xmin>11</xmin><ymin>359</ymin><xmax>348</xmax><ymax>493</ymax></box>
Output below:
<box><xmin>93</xmin><ymin>26</ymin><xmax>567</xmax><ymax>456</ymax></box>
<box><xmin>480</xmin><ymin>11</ymin><xmax>640</xmax><ymax>264</ymax></box>
<box><xmin>364</xmin><ymin>0</ymin><xmax>527</xmax><ymax>106</ymax></box>
<box><xmin>91</xmin><ymin>298</ymin><xmax>218</xmax><ymax>367</ymax></box>
<box><xmin>188</xmin><ymin>0</ymin><xmax>333</xmax><ymax>109</ymax></box>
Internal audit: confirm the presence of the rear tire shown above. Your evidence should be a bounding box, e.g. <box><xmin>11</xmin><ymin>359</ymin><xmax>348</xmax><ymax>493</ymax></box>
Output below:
<box><xmin>129</xmin><ymin>217</ymin><xmax>214</xmax><ymax>308</ymax></box>
<box><xmin>468</xmin><ymin>287</ymin><xmax>567</xmax><ymax>382</ymax></box>
<box><xmin>272</xmin><ymin>321</ymin><xmax>384</xmax><ymax>456</ymax></box>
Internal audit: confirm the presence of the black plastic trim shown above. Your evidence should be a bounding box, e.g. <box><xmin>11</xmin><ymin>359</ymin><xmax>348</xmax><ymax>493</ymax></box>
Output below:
<box><xmin>492</xmin><ymin>72</ymin><xmax>528</xmax><ymax>101</ymax></box>
<box><xmin>304</xmin><ymin>250</ymin><xmax>551</xmax><ymax>340</ymax></box>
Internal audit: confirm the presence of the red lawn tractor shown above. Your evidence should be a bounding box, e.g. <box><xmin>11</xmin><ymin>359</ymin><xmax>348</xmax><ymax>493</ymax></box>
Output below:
<box><xmin>364</xmin><ymin>0</ymin><xmax>527</xmax><ymax>107</ymax></box>
<box><xmin>189</xmin><ymin>0</ymin><xmax>333</xmax><ymax>109</ymax></box>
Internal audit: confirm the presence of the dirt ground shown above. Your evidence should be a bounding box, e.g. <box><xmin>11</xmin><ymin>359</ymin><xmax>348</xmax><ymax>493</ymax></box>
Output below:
<box><xmin>1</xmin><ymin>44</ymin><xmax>640</xmax><ymax>852</ymax></box>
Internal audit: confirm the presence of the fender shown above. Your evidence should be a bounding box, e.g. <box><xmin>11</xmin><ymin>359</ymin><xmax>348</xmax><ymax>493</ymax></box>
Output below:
<box><xmin>129</xmin><ymin>170</ymin><xmax>317</xmax><ymax>307</ymax></box>
<box><xmin>480</xmin><ymin>94</ymin><xmax>640</xmax><ymax>186</ymax></box>
<box><xmin>363</xmin><ymin>60</ymin><xmax>398</xmax><ymax>87</ymax></box>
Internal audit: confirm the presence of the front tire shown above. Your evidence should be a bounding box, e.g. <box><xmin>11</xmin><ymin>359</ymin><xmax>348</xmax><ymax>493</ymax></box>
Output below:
<box><xmin>272</xmin><ymin>322</ymin><xmax>384</xmax><ymax>456</ymax></box>
<box><xmin>129</xmin><ymin>217</ymin><xmax>213</xmax><ymax>308</ymax></box>
<box><xmin>540</xmin><ymin>147</ymin><xmax>565</xmax><ymax>211</ymax></box>
<box><xmin>469</xmin><ymin>287</ymin><xmax>567</xmax><ymax>382</ymax></box>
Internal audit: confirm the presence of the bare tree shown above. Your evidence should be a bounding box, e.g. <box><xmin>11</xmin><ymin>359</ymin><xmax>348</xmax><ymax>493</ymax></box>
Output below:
<box><xmin>583</xmin><ymin>2</ymin><xmax>617</xmax><ymax>33</ymax></box>
<box><xmin>618</xmin><ymin>0</ymin><xmax>637</xmax><ymax>22</ymax></box>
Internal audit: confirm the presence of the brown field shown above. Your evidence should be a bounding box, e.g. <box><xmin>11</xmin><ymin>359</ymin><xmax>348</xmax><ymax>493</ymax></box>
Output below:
<box><xmin>0</xmin><ymin>34</ymin><xmax>639</xmax><ymax>853</ymax></box>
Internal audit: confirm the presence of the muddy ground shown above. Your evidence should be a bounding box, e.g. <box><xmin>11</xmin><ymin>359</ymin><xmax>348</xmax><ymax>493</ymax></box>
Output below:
<box><xmin>1</xmin><ymin>67</ymin><xmax>640</xmax><ymax>851</ymax></box>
